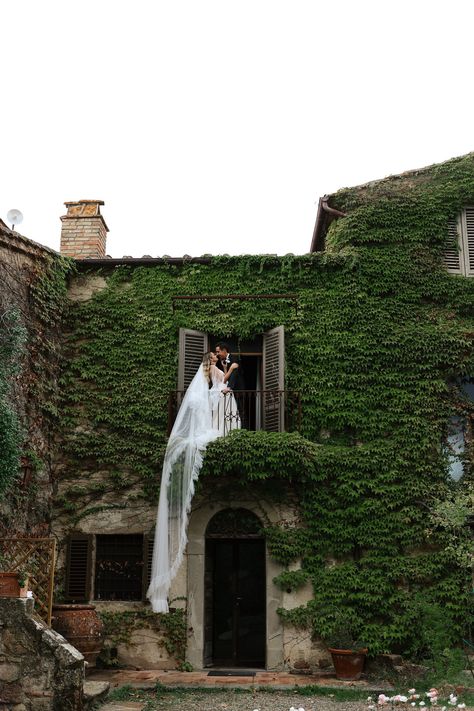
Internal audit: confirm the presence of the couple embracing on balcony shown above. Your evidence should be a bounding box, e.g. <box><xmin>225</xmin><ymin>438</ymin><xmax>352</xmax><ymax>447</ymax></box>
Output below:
<box><xmin>147</xmin><ymin>342</ymin><xmax>244</xmax><ymax>613</ymax></box>
<box><xmin>202</xmin><ymin>342</ymin><xmax>244</xmax><ymax>436</ymax></box>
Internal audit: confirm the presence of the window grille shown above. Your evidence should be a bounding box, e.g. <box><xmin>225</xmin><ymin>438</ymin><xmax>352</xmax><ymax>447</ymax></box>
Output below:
<box><xmin>94</xmin><ymin>534</ymin><xmax>143</xmax><ymax>601</ymax></box>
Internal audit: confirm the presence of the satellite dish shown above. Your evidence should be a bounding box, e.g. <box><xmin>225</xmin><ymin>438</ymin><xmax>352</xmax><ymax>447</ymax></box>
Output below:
<box><xmin>7</xmin><ymin>209</ymin><xmax>23</xmax><ymax>231</ymax></box>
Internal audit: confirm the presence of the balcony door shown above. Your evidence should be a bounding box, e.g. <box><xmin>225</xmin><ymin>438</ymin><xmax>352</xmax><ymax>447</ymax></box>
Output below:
<box><xmin>177</xmin><ymin>327</ymin><xmax>285</xmax><ymax>432</ymax></box>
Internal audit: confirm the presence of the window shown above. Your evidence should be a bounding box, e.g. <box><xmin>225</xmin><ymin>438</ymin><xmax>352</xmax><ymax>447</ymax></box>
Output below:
<box><xmin>64</xmin><ymin>533</ymin><xmax>154</xmax><ymax>602</ymax></box>
<box><xmin>443</xmin><ymin>208</ymin><xmax>474</xmax><ymax>276</ymax></box>
<box><xmin>177</xmin><ymin>327</ymin><xmax>287</xmax><ymax>432</ymax></box>
<box><xmin>446</xmin><ymin>416</ymin><xmax>465</xmax><ymax>482</ymax></box>
<box><xmin>444</xmin><ymin>376</ymin><xmax>474</xmax><ymax>482</ymax></box>
<box><xmin>95</xmin><ymin>534</ymin><xmax>143</xmax><ymax>601</ymax></box>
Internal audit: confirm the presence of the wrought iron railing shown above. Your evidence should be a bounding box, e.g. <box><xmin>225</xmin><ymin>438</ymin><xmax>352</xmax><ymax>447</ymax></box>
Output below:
<box><xmin>167</xmin><ymin>390</ymin><xmax>301</xmax><ymax>436</ymax></box>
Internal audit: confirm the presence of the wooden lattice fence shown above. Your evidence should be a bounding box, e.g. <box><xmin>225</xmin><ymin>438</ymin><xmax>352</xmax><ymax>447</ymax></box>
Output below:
<box><xmin>0</xmin><ymin>538</ymin><xmax>56</xmax><ymax>625</ymax></box>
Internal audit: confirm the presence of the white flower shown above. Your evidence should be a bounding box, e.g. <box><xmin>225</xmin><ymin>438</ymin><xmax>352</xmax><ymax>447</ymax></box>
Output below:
<box><xmin>411</xmin><ymin>704</ymin><xmax>416</xmax><ymax>707</ymax></box>
<box><xmin>399</xmin><ymin>697</ymin><xmax>408</xmax><ymax>703</ymax></box>
<box><xmin>419</xmin><ymin>703</ymin><xmax>426</xmax><ymax>707</ymax></box>
<box><xmin>457</xmin><ymin>705</ymin><xmax>465</xmax><ymax>709</ymax></box>
<box><xmin>378</xmin><ymin>694</ymin><xmax>390</xmax><ymax>705</ymax></box>
<box><xmin>409</xmin><ymin>690</ymin><xmax>417</xmax><ymax>696</ymax></box>
<box><xmin>368</xmin><ymin>698</ymin><xmax>374</xmax><ymax>703</ymax></box>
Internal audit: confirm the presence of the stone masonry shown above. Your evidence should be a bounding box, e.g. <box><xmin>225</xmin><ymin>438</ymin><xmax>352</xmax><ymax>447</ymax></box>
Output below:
<box><xmin>0</xmin><ymin>598</ymin><xmax>84</xmax><ymax>711</ymax></box>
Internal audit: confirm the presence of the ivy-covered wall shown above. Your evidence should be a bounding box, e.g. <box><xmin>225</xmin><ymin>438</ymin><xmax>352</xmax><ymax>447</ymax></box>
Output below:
<box><xmin>56</xmin><ymin>153</ymin><xmax>474</xmax><ymax>659</ymax></box>
<box><xmin>0</xmin><ymin>230</ymin><xmax>72</xmax><ymax>532</ymax></box>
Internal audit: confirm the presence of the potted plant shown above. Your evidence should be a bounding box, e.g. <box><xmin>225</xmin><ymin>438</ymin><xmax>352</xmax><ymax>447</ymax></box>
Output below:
<box><xmin>314</xmin><ymin>605</ymin><xmax>368</xmax><ymax>680</ymax></box>
<box><xmin>0</xmin><ymin>554</ymin><xmax>29</xmax><ymax>598</ymax></box>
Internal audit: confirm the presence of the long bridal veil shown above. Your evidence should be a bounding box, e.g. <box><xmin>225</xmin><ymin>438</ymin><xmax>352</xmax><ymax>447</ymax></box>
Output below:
<box><xmin>147</xmin><ymin>364</ymin><xmax>221</xmax><ymax>613</ymax></box>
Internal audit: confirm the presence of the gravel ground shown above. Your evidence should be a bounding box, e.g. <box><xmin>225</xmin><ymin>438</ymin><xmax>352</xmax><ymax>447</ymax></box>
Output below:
<box><xmin>108</xmin><ymin>689</ymin><xmax>377</xmax><ymax>711</ymax></box>
<box><xmin>106</xmin><ymin>687</ymin><xmax>474</xmax><ymax>711</ymax></box>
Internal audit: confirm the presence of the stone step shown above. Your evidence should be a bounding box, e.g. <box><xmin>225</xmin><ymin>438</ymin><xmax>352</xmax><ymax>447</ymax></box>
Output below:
<box><xmin>100</xmin><ymin>704</ymin><xmax>145</xmax><ymax>711</ymax></box>
<box><xmin>83</xmin><ymin>679</ymin><xmax>110</xmax><ymax>709</ymax></box>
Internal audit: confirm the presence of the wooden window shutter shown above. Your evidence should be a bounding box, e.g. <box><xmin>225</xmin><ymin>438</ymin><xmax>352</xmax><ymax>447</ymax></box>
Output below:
<box><xmin>464</xmin><ymin>207</ymin><xmax>474</xmax><ymax>276</ymax></box>
<box><xmin>65</xmin><ymin>533</ymin><xmax>93</xmax><ymax>602</ymax></box>
<box><xmin>443</xmin><ymin>216</ymin><xmax>462</xmax><ymax>274</ymax></box>
<box><xmin>142</xmin><ymin>532</ymin><xmax>154</xmax><ymax>602</ymax></box>
<box><xmin>178</xmin><ymin>328</ymin><xmax>209</xmax><ymax>391</ymax></box>
<box><xmin>262</xmin><ymin>325</ymin><xmax>285</xmax><ymax>432</ymax></box>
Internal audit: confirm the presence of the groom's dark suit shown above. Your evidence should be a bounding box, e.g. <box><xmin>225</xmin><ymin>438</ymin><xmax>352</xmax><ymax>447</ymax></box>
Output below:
<box><xmin>215</xmin><ymin>353</ymin><xmax>245</xmax><ymax>391</ymax></box>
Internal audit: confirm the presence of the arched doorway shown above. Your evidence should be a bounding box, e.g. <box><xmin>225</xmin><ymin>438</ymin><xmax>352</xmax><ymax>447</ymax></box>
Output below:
<box><xmin>204</xmin><ymin>508</ymin><xmax>266</xmax><ymax>668</ymax></box>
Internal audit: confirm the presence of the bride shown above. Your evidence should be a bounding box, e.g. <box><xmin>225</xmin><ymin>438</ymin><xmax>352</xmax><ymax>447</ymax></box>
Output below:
<box><xmin>204</xmin><ymin>351</ymin><xmax>241</xmax><ymax>435</ymax></box>
<box><xmin>147</xmin><ymin>351</ymin><xmax>240</xmax><ymax>613</ymax></box>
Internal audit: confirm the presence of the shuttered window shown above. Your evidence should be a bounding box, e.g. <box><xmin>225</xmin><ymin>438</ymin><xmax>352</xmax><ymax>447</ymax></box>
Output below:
<box><xmin>178</xmin><ymin>328</ymin><xmax>209</xmax><ymax>391</ymax></box>
<box><xmin>262</xmin><ymin>326</ymin><xmax>285</xmax><ymax>432</ymax></box>
<box><xmin>66</xmin><ymin>533</ymin><xmax>153</xmax><ymax>603</ymax></box>
<box><xmin>443</xmin><ymin>209</ymin><xmax>474</xmax><ymax>276</ymax></box>
<box><xmin>65</xmin><ymin>533</ymin><xmax>93</xmax><ymax>602</ymax></box>
<box><xmin>465</xmin><ymin>207</ymin><xmax>474</xmax><ymax>274</ymax></box>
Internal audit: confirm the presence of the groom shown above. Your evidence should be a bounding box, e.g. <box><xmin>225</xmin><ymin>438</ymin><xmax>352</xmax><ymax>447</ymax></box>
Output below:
<box><xmin>214</xmin><ymin>342</ymin><xmax>247</xmax><ymax>428</ymax></box>
<box><xmin>214</xmin><ymin>342</ymin><xmax>244</xmax><ymax>393</ymax></box>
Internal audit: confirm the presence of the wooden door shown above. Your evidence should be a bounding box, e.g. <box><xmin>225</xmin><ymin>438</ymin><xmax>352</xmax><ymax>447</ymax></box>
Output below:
<box><xmin>207</xmin><ymin>538</ymin><xmax>266</xmax><ymax>667</ymax></box>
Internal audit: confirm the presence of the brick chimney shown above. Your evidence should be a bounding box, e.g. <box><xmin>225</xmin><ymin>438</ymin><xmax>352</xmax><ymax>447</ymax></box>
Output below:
<box><xmin>60</xmin><ymin>200</ymin><xmax>109</xmax><ymax>258</ymax></box>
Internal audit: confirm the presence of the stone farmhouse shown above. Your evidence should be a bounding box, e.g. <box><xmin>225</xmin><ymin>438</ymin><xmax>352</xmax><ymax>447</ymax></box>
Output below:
<box><xmin>1</xmin><ymin>153</ymin><xmax>473</xmax><ymax>673</ymax></box>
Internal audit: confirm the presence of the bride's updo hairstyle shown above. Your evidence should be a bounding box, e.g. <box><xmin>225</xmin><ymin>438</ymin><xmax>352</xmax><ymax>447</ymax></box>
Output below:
<box><xmin>202</xmin><ymin>352</ymin><xmax>213</xmax><ymax>384</ymax></box>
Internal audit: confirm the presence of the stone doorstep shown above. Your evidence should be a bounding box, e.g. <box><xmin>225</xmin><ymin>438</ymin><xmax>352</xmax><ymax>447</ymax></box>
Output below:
<box><xmin>87</xmin><ymin>668</ymin><xmax>380</xmax><ymax>690</ymax></box>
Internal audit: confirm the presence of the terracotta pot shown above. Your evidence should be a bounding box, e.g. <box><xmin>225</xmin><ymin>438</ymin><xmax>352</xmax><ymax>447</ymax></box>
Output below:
<box><xmin>328</xmin><ymin>647</ymin><xmax>368</xmax><ymax>680</ymax></box>
<box><xmin>52</xmin><ymin>604</ymin><xmax>104</xmax><ymax>667</ymax></box>
<box><xmin>0</xmin><ymin>572</ymin><xmax>27</xmax><ymax>598</ymax></box>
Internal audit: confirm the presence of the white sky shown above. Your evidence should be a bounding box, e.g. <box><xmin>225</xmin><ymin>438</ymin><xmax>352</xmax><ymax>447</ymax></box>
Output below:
<box><xmin>2</xmin><ymin>0</ymin><xmax>474</xmax><ymax>258</ymax></box>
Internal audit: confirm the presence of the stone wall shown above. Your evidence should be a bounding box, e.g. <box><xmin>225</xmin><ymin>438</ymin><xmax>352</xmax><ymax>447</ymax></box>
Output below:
<box><xmin>0</xmin><ymin>223</ymin><xmax>66</xmax><ymax>532</ymax></box>
<box><xmin>0</xmin><ymin>597</ymin><xmax>84</xmax><ymax>711</ymax></box>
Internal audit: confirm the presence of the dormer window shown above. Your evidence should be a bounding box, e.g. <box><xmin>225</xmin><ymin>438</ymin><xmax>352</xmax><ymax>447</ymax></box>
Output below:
<box><xmin>443</xmin><ymin>208</ymin><xmax>474</xmax><ymax>276</ymax></box>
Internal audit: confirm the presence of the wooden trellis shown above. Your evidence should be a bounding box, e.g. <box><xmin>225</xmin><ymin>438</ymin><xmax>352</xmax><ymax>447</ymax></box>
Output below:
<box><xmin>0</xmin><ymin>538</ymin><xmax>56</xmax><ymax>625</ymax></box>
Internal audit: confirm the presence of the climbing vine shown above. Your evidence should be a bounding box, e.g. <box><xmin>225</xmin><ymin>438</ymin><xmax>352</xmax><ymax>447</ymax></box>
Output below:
<box><xmin>0</xmin><ymin>250</ymin><xmax>72</xmax><ymax>523</ymax></box>
<box><xmin>59</xmin><ymin>153</ymin><xmax>474</xmax><ymax>658</ymax></box>
<box><xmin>0</xmin><ymin>309</ymin><xmax>27</xmax><ymax>495</ymax></box>
<box><xmin>98</xmin><ymin>608</ymin><xmax>189</xmax><ymax>669</ymax></box>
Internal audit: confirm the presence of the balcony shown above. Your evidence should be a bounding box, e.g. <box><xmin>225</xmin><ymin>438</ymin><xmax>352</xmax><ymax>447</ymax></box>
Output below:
<box><xmin>167</xmin><ymin>390</ymin><xmax>301</xmax><ymax>436</ymax></box>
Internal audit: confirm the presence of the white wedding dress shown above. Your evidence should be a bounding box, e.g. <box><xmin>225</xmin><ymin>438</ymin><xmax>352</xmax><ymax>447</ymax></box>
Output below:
<box><xmin>209</xmin><ymin>365</ymin><xmax>241</xmax><ymax>435</ymax></box>
<box><xmin>147</xmin><ymin>363</ymin><xmax>240</xmax><ymax>613</ymax></box>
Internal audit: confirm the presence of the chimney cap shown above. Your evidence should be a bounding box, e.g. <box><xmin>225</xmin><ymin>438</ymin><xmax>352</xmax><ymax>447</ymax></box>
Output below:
<box><xmin>61</xmin><ymin>199</ymin><xmax>109</xmax><ymax>232</ymax></box>
<box><xmin>64</xmin><ymin>199</ymin><xmax>105</xmax><ymax>207</ymax></box>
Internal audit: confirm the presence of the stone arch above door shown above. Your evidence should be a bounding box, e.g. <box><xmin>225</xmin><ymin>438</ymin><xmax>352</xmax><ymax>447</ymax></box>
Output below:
<box><xmin>186</xmin><ymin>501</ymin><xmax>284</xmax><ymax>670</ymax></box>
